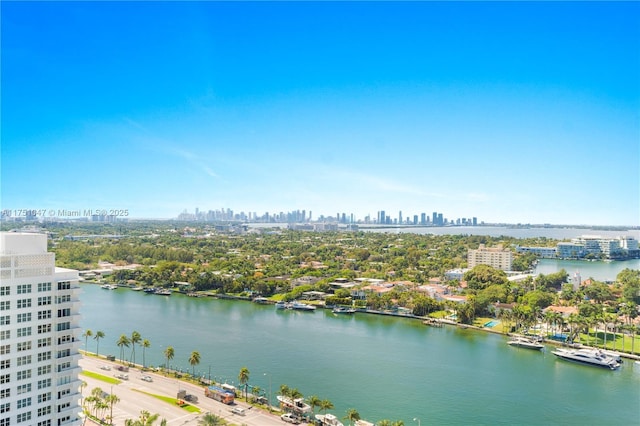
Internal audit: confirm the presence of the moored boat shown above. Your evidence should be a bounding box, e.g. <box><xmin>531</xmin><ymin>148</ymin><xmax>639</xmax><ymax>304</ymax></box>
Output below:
<box><xmin>275</xmin><ymin>301</ymin><xmax>289</xmax><ymax>310</ymax></box>
<box><xmin>253</xmin><ymin>296</ymin><xmax>270</xmax><ymax>304</ymax></box>
<box><xmin>154</xmin><ymin>289</ymin><xmax>171</xmax><ymax>296</ymax></box>
<box><xmin>315</xmin><ymin>413</ymin><xmax>344</xmax><ymax>426</ymax></box>
<box><xmin>101</xmin><ymin>284</ymin><xmax>118</xmax><ymax>290</ymax></box>
<box><xmin>332</xmin><ymin>306</ymin><xmax>356</xmax><ymax>314</ymax></box>
<box><xmin>552</xmin><ymin>348</ymin><xmax>620</xmax><ymax>370</ymax></box>
<box><xmin>131</xmin><ymin>286</ymin><xmax>144</xmax><ymax>291</ymax></box>
<box><xmin>507</xmin><ymin>336</ymin><xmax>544</xmax><ymax>350</ymax></box>
<box><xmin>290</xmin><ymin>301</ymin><xmax>316</xmax><ymax>311</ymax></box>
<box><xmin>277</xmin><ymin>395</ymin><xmax>312</xmax><ymax>414</ymax></box>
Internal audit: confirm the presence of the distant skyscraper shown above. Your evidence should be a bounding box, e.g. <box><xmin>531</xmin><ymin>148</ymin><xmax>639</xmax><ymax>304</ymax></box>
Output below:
<box><xmin>432</xmin><ymin>212</ymin><xmax>438</xmax><ymax>225</ymax></box>
<box><xmin>398</xmin><ymin>211</ymin><xmax>403</xmax><ymax>224</ymax></box>
<box><xmin>420</xmin><ymin>213</ymin><xmax>426</xmax><ymax>225</ymax></box>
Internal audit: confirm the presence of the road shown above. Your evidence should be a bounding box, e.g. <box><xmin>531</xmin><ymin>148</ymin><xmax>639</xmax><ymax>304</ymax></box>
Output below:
<box><xmin>80</xmin><ymin>356</ymin><xmax>292</xmax><ymax>426</ymax></box>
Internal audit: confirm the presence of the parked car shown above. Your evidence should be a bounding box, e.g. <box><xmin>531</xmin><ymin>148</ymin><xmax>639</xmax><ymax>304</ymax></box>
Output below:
<box><xmin>140</xmin><ymin>375</ymin><xmax>153</xmax><ymax>382</ymax></box>
<box><xmin>280</xmin><ymin>413</ymin><xmax>300</xmax><ymax>424</ymax></box>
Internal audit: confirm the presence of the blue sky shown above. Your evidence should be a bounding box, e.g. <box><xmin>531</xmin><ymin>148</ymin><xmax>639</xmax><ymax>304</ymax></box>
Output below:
<box><xmin>2</xmin><ymin>1</ymin><xmax>639</xmax><ymax>226</ymax></box>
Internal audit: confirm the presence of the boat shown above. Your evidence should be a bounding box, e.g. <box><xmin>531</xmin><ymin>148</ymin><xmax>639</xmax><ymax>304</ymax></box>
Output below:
<box><xmin>253</xmin><ymin>296</ymin><xmax>270</xmax><ymax>304</ymax></box>
<box><xmin>551</xmin><ymin>348</ymin><xmax>620</xmax><ymax>370</ymax></box>
<box><xmin>275</xmin><ymin>301</ymin><xmax>289</xmax><ymax>310</ymax></box>
<box><xmin>131</xmin><ymin>286</ymin><xmax>144</xmax><ymax>291</ymax></box>
<box><xmin>154</xmin><ymin>289</ymin><xmax>171</xmax><ymax>296</ymax></box>
<box><xmin>315</xmin><ymin>413</ymin><xmax>344</xmax><ymax>426</ymax></box>
<box><xmin>332</xmin><ymin>306</ymin><xmax>356</xmax><ymax>314</ymax></box>
<box><xmin>289</xmin><ymin>301</ymin><xmax>316</xmax><ymax>311</ymax></box>
<box><xmin>507</xmin><ymin>336</ymin><xmax>544</xmax><ymax>350</ymax></box>
<box><xmin>277</xmin><ymin>396</ymin><xmax>312</xmax><ymax>414</ymax></box>
<box><xmin>143</xmin><ymin>287</ymin><xmax>157</xmax><ymax>293</ymax></box>
<box><xmin>101</xmin><ymin>284</ymin><xmax>118</xmax><ymax>290</ymax></box>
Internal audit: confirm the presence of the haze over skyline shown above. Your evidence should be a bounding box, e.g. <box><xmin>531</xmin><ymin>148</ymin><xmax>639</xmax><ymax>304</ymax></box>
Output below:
<box><xmin>2</xmin><ymin>2</ymin><xmax>639</xmax><ymax>226</ymax></box>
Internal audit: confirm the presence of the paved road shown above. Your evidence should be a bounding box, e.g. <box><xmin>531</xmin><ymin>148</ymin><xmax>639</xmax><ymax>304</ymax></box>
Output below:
<box><xmin>80</xmin><ymin>356</ymin><xmax>292</xmax><ymax>426</ymax></box>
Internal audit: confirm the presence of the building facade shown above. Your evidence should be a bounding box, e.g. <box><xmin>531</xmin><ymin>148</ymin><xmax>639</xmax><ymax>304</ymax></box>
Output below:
<box><xmin>0</xmin><ymin>232</ymin><xmax>81</xmax><ymax>426</ymax></box>
<box><xmin>467</xmin><ymin>244</ymin><xmax>513</xmax><ymax>271</ymax></box>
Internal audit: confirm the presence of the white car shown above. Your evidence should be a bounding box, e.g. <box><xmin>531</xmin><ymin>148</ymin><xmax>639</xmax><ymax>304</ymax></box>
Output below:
<box><xmin>114</xmin><ymin>374</ymin><xmax>129</xmax><ymax>380</ymax></box>
<box><xmin>230</xmin><ymin>407</ymin><xmax>246</xmax><ymax>416</ymax></box>
<box><xmin>140</xmin><ymin>375</ymin><xmax>153</xmax><ymax>382</ymax></box>
<box><xmin>281</xmin><ymin>413</ymin><xmax>300</xmax><ymax>424</ymax></box>
<box><xmin>100</xmin><ymin>365</ymin><xmax>111</xmax><ymax>371</ymax></box>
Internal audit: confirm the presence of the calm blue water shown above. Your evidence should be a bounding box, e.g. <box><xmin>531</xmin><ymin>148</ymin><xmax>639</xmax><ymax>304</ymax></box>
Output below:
<box><xmin>535</xmin><ymin>258</ymin><xmax>640</xmax><ymax>282</ymax></box>
<box><xmin>80</xmin><ymin>285</ymin><xmax>640</xmax><ymax>425</ymax></box>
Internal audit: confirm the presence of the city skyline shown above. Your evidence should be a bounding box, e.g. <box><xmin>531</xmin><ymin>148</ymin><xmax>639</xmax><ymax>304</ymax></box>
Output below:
<box><xmin>2</xmin><ymin>2</ymin><xmax>639</xmax><ymax>226</ymax></box>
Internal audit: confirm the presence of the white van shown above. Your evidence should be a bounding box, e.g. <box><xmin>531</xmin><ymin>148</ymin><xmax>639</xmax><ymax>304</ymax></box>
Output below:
<box><xmin>231</xmin><ymin>407</ymin><xmax>246</xmax><ymax>416</ymax></box>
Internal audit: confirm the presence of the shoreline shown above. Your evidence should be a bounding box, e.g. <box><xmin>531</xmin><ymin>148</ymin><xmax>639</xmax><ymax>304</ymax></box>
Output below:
<box><xmin>84</xmin><ymin>282</ymin><xmax>640</xmax><ymax>361</ymax></box>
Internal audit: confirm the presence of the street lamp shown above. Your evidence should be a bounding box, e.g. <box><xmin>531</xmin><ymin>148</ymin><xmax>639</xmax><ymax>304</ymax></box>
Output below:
<box><xmin>413</xmin><ymin>418</ymin><xmax>421</xmax><ymax>426</ymax></box>
<box><xmin>264</xmin><ymin>372</ymin><xmax>272</xmax><ymax>412</ymax></box>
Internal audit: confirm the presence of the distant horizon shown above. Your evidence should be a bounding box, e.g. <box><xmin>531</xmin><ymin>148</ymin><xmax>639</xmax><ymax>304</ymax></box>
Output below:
<box><xmin>2</xmin><ymin>2</ymin><xmax>638</xmax><ymax>226</ymax></box>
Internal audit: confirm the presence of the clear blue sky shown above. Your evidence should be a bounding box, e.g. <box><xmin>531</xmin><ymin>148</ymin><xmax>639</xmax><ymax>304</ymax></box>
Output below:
<box><xmin>2</xmin><ymin>1</ymin><xmax>639</xmax><ymax>226</ymax></box>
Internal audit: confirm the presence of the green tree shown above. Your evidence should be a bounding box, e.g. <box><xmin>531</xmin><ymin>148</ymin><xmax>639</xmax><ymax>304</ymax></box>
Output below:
<box><xmin>94</xmin><ymin>331</ymin><xmax>105</xmax><ymax>356</ymax></box>
<box><xmin>344</xmin><ymin>408</ymin><xmax>361</xmax><ymax>425</ymax></box>
<box><xmin>116</xmin><ymin>334</ymin><xmax>131</xmax><ymax>363</ymax></box>
<box><xmin>238</xmin><ymin>366</ymin><xmax>250</xmax><ymax>401</ymax></box>
<box><xmin>130</xmin><ymin>331</ymin><xmax>142</xmax><ymax>365</ymax></box>
<box><xmin>142</xmin><ymin>339</ymin><xmax>151</xmax><ymax>369</ymax></box>
<box><xmin>164</xmin><ymin>346</ymin><xmax>175</xmax><ymax>371</ymax></box>
<box><xmin>83</xmin><ymin>329</ymin><xmax>93</xmax><ymax>353</ymax></box>
<box><xmin>307</xmin><ymin>395</ymin><xmax>321</xmax><ymax>414</ymax></box>
<box><xmin>464</xmin><ymin>264</ymin><xmax>508</xmax><ymax>290</ymax></box>
<box><xmin>189</xmin><ymin>351</ymin><xmax>201</xmax><ymax>377</ymax></box>
<box><xmin>320</xmin><ymin>399</ymin><xmax>334</xmax><ymax>414</ymax></box>
<box><xmin>198</xmin><ymin>413</ymin><xmax>225</xmax><ymax>426</ymax></box>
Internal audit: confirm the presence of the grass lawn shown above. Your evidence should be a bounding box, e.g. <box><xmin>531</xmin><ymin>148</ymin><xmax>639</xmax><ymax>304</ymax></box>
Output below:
<box><xmin>576</xmin><ymin>331</ymin><xmax>640</xmax><ymax>354</ymax></box>
<box><xmin>133</xmin><ymin>389</ymin><xmax>201</xmax><ymax>413</ymax></box>
<box><xmin>81</xmin><ymin>370</ymin><xmax>121</xmax><ymax>385</ymax></box>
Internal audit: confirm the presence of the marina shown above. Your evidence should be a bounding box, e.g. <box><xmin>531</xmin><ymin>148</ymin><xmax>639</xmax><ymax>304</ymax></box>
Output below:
<box><xmin>79</xmin><ymin>284</ymin><xmax>640</xmax><ymax>425</ymax></box>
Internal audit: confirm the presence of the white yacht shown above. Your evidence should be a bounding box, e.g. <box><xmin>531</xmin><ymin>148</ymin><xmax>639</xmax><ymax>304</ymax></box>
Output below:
<box><xmin>276</xmin><ymin>396</ymin><xmax>312</xmax><ymax>414</ymax></box>
<box><xmin>315</xmin><ymin>413</ymin><xmax>344</xmax><ymax>426</ymax></box>
<box><xmin>101</xmin><ymin>284</ymin><xmax>118</xmax><ymax>290</ymax></box>
<box><xmin>507</xmin><ymin>336</ymin><xmax>544</xmax><ymax>350</ymax></box>
<box><xmin>552</xmin><ymin>348</ymin><xmax>620</xmax><ymax>370</ymax></box>
<box><xmin>289</xmin><ymin>301</ymin><xmax>316</xmax><ymax>311</ymax></box>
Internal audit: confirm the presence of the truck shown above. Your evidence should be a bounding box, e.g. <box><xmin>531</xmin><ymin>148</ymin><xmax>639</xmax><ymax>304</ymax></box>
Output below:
<box><xmin>204</xmin><ymin>385</ymin><xmax>235</xmax><ymax>405</ymax></box>
<box><xmin>176</xmin><ymin>390</ymin><xmax>198</xmax><ymax>404</ymax></box>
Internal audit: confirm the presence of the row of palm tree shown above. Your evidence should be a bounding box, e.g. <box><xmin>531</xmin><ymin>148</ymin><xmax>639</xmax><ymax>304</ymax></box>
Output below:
<box><xmin>81</xmin><ymin>385</ymin><xmax>120</xmax><ymax>425</ymax></box>
<box><xmin>498</xmin><ymin>306</ymin><xmax>639</xmax><ymax>353</ymax></box>
<box><xmin>82</xmin><ymin>329</ymin><xmax>105</xmax><ymax>356</ymax></box>
<box><xmin>115</xmin><ymin>331</ymin><xmax>151</xmax><ymax>367</ymax></box>
<box><xmin>162</xmin><ymin>345</ymin><xmax>202</xmax><ymax>378</ymax></box>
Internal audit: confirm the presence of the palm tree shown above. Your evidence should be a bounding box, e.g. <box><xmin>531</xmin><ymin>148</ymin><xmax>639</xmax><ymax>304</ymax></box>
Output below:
<box><xmin>142</xmin><ymin>339</ymin><xmax>151</xmax><ymax>369</ymax></box>
<box><xmin>106</xmin><ymin>393</ymin><xmax>120</xmax><ymax>425</ymax></box>
<box><xmin>251</xmin><ymin>385</ymin><xmax>262</xmax><ymax>402</ymax></box>
<box><xmin>116</xmin><ymin>334</ymin><xmax>131</xmax><ymax>363</ymax></box>
<box><xmin>125</xmin><ymin>410</ymin><xmax>161</xmax><ymax>426</ymax></box>
<box><xmin>198</xmin><ymin>413</ymin><xmax>224</xmax><ymax>426</ymax></box>
<box><xmin>189</xmin><ymin>351</ymin><xmax>201</xmax><ymax>377</ymax></box>
<box><xmin>279</xmin><ymin>384</ymin><xmax>291</xmax><ymax>398</ymax></box>
<box><xmin>378</xmin><ymin>421</ymin><xmax>392</xmax><ymax>426</ymax></box>
<box><xmin>164</xmin><ymin>346</ymin><xmax>175</xmax><ymax>372</ymax></box>
<box><xmin>94</xmin><ymin>331</ymin><xmax>105</xmax><ymax>356</ymax></box>
<box><xmin>391</xmin><ymin>421</ymin><xmax>405</xmax><ymax>426</ymax></box>
<box><xmin>320</xmin><ymin>399</ymin><xmax>334</xmax><ymax>414</ymax></box>
<box><xmin>130</xmin><ymin>331</ymin><xmax>142</xmax><ymax>366</ymax></box>
<box><xmin>83</xmin><ymin>329</ymin><xmax>93</xmax><ymax>353</ymax></box>
<box><xmin>307</xmin><ymin>395</ymin><xmax>321</xmax><ymax>414</ymax></box>
<box><xmin>344</xmin><ymin>408</ymin><xmax>361</xmax><ymax>425</ymax></box>
<box><xmin>238</xmin><ymin>367</ymin><xmax>250</xmax><ymax>401</ymax></box>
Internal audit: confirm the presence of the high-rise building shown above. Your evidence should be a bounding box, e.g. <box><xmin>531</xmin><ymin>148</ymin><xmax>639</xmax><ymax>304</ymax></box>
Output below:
<box><xmin>0</xmin><ymin>232</ymin><xmax>82</xmax><ymax>426</ymax></box>
<box><xmin>420</xmin><ymin>213</ymin><xmax>426</xmax><ymax>225</ymax></box>
<box><xmin>467</xmin><ymin>244</ymin><xmax>513</xmax><ymax>271</ymax></box>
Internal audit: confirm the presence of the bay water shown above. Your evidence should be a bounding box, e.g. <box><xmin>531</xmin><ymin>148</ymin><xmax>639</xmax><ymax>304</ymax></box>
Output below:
<box><xmin>80</xmin><ymin>284</ymin><xmax>640</xmax><ymax>425</ymax></box>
